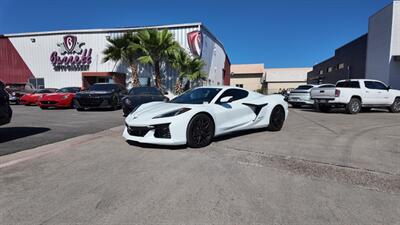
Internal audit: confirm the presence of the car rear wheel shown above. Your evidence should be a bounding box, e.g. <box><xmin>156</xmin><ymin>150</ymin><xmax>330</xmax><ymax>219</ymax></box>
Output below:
<box><xmin>187</xmin><ymin>113</ymin><xmax>215</xmax><ymax>148</ymax></box>
<box><xmin>346</xmin><ymin>98</ymin><xmax>361</xmax><ymax>114</ymax></box>
<box><xmin>389</xmin><ymin>98</ymin><xmax>400</xmax><ymax>113</ymax></box>
<box><xmin>40</xmin><ymin>106</ymin><xmax>48</xmax><ymax>110</ymax></box>
<box><xmin>267</xmin><ymin>105</ymin><xmax>285</xmax><ymax>131</ymax></box>
<box><xmin>291</xmin><ymin>103</ymin><xmax>301</xmax><ymax>108</ymax></box>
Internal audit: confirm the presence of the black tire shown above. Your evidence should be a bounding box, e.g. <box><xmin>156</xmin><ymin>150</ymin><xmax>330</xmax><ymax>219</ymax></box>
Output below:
<box><xmin>186</xmin><ymin>113</ymin><xmax>215</xmax><ymax>148</ymax></box>
<box><xmin>76</xmin><ymin>108</ymin><xmax>85</xmax><ymax>111</ymax></box>
<box><xmin>346</xmin><ymin>98</ymin><xmax>361</xmax><ymax>114</ymax></box>
<box><xmin>318</xmin><ymin>104</ymin><xmax>331</xmax><ymax>113</ymax></box>
<box><xmin>267</xmin><ymin>106</ymin><xmax>285</xmax><ymax>131</ymax></box>
<box><xmin>111</xmin><ymin>95</ymin><xmax>119</xmax><ymax>110</ymax></box>
<box><xmin>362</xmin><ymin>107</ymin><xmax>372</xmax><ymax>112</ymax></box>
<box><xmin>40</xmin><ymin>106</ymin><xmax>48</xmax><ymax>110</ymax></box>
<box><xmin>389</xmin><ymin>98</ymin><xmax>400</xmax><ymax>113</ymax></box>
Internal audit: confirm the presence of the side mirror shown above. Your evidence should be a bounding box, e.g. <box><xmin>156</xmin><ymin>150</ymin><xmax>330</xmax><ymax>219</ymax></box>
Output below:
<box><xmin>387</xmin><ymin>86</ymin><xmax>391</xmax><ymax>90</ymax></box>
<box><xmin>220</xmin><ymin>96</ymin><xmax>233</xmax><ymax>104</ymax></box>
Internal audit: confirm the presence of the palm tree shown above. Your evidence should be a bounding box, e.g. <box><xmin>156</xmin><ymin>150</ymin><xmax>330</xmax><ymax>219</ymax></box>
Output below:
<box><xmin>103</xmin><ymin>33</ymin><xmax>141</xmax><ymax>87</ymax></box>
<box><xmin>130</xmin><ymin>29</ymin><xmax>181</xmax><ymax>88</ymax></box>
<box><xmin>171</xmin><ymin>49</ymin><xmax>190</xmax><ymax>94</ymax></box>
<box><xmin>171</xmin><ymin>48</ymin><xmax>207</xmax><ymax>94</ymax></box>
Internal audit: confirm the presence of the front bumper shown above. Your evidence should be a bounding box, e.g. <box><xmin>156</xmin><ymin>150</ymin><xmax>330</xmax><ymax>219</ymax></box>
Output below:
<box><xmin>39</xmin><ymin>98</ymin><xmax>72</xmax><ymax>108</ymax></box>
<box><xmin>74</xmin><ymin>97</ymin><xmax>114</xmax><ymax>109</ymax></box>
<box><xmin>123</xmin><ymin>116</ymin><xmax>189</xmax><ymax>146</ymax></box>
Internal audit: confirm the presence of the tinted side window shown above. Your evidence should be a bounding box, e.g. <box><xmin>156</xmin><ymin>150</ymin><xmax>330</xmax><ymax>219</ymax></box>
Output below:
<box><xmin>217</xmin><ymin>89</ymin><xmax>249</xmax><ymax>103</ymax></box>
<box><xmin>364</xmin><ymin>81</ymin><xmax>387</xmax><ymax>90</ymax></box>
<box><xmin>336</xmin><ymin>81</ymin><xmax>360</xmax><ymax>88</ymax></box>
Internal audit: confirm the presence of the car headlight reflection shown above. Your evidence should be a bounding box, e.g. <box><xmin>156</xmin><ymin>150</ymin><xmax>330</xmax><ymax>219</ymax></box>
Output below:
<box><xmin>153</xmin><ymin>108</ymin><xmax>191</xmax><ymax>119</ymax></box>
<box><xmin>62</xmin><ymin>95</ymin><xmax>69</xmax><ymax>100</ymax></box>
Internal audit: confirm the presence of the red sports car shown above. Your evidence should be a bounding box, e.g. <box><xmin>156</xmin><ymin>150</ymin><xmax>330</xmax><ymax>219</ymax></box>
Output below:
<box><xmin>20</xmin><ymin>89</ymin><xmax>56</xmax><ymax>105</ymax></box>
<box><xmin>38</xmin><ymin>87</ymin><xmax>81</xmax><ymax>109</ymax></box>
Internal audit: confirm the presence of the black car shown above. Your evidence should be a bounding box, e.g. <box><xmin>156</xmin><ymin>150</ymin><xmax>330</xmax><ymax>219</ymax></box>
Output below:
<box><xmin>73</xmin><ymin>83</ymin><xmax>127</xmax><ymax>111</ymax></box>
<box><xmin>122</xmin><ymin>86</ymin><xmax>168</xmax><ymax>116</ymax></box>
<box><xmin>0</xmin><ymin>81</ymin><xmax>12</xmax><ymax>125</ymax></box>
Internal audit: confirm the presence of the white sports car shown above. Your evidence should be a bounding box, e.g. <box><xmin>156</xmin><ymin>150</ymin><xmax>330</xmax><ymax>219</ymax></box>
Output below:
<box><xmin>123</xmin><ymin>86</ymin><xmax>288</xmax><ymax>148</ymax></box>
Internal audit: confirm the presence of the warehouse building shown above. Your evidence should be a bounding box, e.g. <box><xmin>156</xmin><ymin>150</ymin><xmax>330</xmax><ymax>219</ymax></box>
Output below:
<box><xmin>230</xmin><ymin>64</ymin><xmax>310</xmax><ymax>94</ymax></box>
<box><xmin>308</xmin><ymin>1</ymin><xmax>400</xmax><ymax>89</ymax></box>
<box><xmin>0</xmin><ymin>23</ymin><xmax>230</xmax><ymax>90</ymax></box>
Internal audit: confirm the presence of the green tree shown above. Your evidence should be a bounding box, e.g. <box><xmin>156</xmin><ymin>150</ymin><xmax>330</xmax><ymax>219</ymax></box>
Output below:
<box><xmin>171</xmin><ymin>48</ymin><xmax>207</xmax><ymax>94</ymax></box>
<box><xmin>103</xmin><ymin>33</ymin><xmax>141</xmax><ymax>87</ymax></box>
<box><xmin>130</xmin><ymin>29</ymin><xmax>181</xmax><ymax>88</ymax></box>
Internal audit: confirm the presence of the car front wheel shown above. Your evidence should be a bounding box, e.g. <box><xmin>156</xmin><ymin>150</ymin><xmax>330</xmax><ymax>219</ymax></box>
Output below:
<box><xmin>187</xmin><ymin>113</ymin><xmax>215</xmax><ymax>148</ymax></box>
<box><xmin>267</xmin><ymin>105</ymin><xmax>285</xmax><ymax>131</ymax></box>
<box><xmin>389</xmin><ymin>98</ymin><xmax>400</xmax><ymax>113</ymax></box>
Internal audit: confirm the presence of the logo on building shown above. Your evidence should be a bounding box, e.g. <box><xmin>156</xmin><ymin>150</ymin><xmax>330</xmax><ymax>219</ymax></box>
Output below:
<box><xmin>187</xmin><ymin>31</ymin><xmax>203</xmax><ymax>57</ymax></box>
<box><xmin>50</xmin><ymin>35</ymin><xmax>92</xmax><ymax>71</ymax></box>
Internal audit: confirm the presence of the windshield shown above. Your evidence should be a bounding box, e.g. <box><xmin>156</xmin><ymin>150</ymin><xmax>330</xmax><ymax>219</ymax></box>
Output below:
<box><xmin>89</xmin><ymin>84</ymin><xmax>118</xmax><ymax>91</ymax></box>
<box><xmin>170</xmin><ymin>88</ymin><xmax>221</xmax><ymax>104</ymax></box>
<box><xmin>296</xmin><ymin>85</ymin><xmax>314</xmax><ymax>90</ymax></box>
<box><xmin>57</xmin><ymin>87</ymin><xmax>80</xmax><ymax>93</ymax></box>
<box><xmin>129</xmin><ymin>87</ymin><xmax>161</xmax><ymax>96</ymax></box>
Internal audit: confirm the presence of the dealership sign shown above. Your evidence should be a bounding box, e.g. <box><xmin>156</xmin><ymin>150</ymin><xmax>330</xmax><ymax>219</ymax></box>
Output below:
<box><xmin>50</xmin><ymin>35</ymin><xmax>92</xmax><ymax>71</ymax></box>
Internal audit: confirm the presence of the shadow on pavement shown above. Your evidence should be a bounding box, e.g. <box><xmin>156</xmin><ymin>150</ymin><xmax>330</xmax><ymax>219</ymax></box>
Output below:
<box><xmin>0</xmin><ymin>127</ymin><xmax>50</xmax><ymax>143</ymax></box>
<box><xmin>126</xmin><ymin>140</ymin><xmax>186</xmax><ymax>150</ymax></box>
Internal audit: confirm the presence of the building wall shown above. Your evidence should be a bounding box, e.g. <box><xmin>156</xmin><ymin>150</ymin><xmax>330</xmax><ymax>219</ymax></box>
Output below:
<box><xmin>230</xmin><ymin>74</ymin><xmax>262</xmax><ymax>91</ymax></box>
<box><xmin>265</xmin><ymin>67</ymin><xmax>310</xmax><ymax>94</ymax></box>
<box><xmin>389</xmin><ymin>1</ymin><xmax>400</xmax><ymax>89</ymax></box>
<box><xmin>365</xmin><ymin>4</ymin><xmax>393</xmax><ymax>86</ymax></box>
<box><xmin>1</xmin><ymin>25</ymin><xmax>229</xmax><ymax>90</ymax></box>
<box><xmin>267</xmin><ymin>82</ymin><xmax>306</xmax><ymax>94</ymax></box>
<box><xmin>308</xmin><ymin>34</ymin><xmax>368</xmax><ymax>84</ymax></box>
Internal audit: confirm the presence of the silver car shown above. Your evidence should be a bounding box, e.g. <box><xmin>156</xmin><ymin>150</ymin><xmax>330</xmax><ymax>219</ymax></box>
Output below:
<box><xmin>288</xmin><ymin>84</ymin><xmax>334</xmax><ymax>108</ymax></box>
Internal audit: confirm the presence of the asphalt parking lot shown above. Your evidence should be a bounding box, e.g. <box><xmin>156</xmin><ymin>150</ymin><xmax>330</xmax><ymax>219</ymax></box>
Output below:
<box><xmin>1</xmin><ymin>106</ymin><xmax>400</xmax><ymax>224</ymax></box>
<box><xmin>0</xmin><ymin>105</ymin><xmax>124</xmax><ymax>156</ymax></box>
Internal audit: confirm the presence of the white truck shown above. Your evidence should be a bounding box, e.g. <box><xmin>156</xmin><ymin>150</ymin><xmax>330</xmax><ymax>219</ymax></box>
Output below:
<box><xmin>310</xmin><ymin>79</ymin><xmax>400</xmax><ymax>114</ymax></box>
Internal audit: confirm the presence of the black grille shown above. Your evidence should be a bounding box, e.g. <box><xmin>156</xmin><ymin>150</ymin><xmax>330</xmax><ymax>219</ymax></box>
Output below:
<box><xmin>154</xmin><ymin>123</ymin><xmax>171</xmax><ymax>139</ymax></box>
<box><xmin>126</xmin><ymin>125</ymin><xmax>151</xmax><ymax>137</ymax></box>
<box><xmin>78</xmin><ymin>98</ymin><xmax>104</xmax><ymax>106</ymax></box>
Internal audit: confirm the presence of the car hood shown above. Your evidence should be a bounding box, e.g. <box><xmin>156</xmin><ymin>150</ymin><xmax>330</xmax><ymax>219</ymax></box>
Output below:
<box><xmin>126</xmin><ymin>102</ymin><xmax>202</xmax><ymax>122</ymax></box>
<box><xmin>41</xmin><ymin>93</ymin><xmax>71</xmax><ymax>99</ymax></box>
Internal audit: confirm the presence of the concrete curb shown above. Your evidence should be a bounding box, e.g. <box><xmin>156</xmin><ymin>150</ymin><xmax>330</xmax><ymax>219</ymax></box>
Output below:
<box><xmin>0</xmin><ymin>125</ymin><xmax>124</xmax><ymax>169</ymax></box>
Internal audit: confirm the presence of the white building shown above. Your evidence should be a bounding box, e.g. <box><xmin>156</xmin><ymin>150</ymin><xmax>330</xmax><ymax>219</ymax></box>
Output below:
<box><xmin>0</xmin><ymin>23</ymin><xmax>230</xmax><ymax>90</ymax></box>
<box><xmin>366</xmin><ymin>0</ymin><xmax>400</xmax><ymax>89</ymax></box>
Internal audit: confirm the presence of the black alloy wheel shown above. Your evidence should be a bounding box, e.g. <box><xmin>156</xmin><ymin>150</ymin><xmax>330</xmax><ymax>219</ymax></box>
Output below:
<box><xmin>111</xmin><ymin>95</ymin><xmax>119</xmax><ymax>110</ymax></box>
<box><xmin>389</xmin><ymin>98</ymin><xmax>400</xmax><ymax>113</ymax></box>
<box><xmin>187</xmin><ymin>113</ymin><xmax>215</xmax><ymax>148</ymax></box>
<box><xmin>267</xmin><ymin>106</ymin><xmax>285</xmax><ymax>131</ymax></box>
<box><xmin>346</xmin><ymin>98</ymin><xmax>361</xmax><ymax>114</ymax></box>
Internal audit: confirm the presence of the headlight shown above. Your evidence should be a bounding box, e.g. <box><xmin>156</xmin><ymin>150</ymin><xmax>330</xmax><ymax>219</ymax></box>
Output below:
<box><xmin>124</xmin><ymin>98</ymin><xmax>132</xmax><ymax>105</ymax></box>
<box><xmin>153</xmin><ymin>108</ymin><xmax>191</xmax><ymax>119</ymax></box>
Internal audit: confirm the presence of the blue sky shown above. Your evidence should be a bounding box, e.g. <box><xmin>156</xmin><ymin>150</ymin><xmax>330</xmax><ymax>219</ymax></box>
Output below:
<box><xmin>0</xmin><ymin>0</ymin><xmax>393</xmax><ymax>68</ymax></box>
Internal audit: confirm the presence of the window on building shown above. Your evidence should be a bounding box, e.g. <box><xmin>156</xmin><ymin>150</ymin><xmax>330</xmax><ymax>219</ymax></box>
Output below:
<box><xmin>235</xmin><ymin>84</ymin><xmax>243</xmax><ymax>88</ymax></box>
<box><xmin>338</xmin><ymin>63</ymin><xmax>345</xmax><ymax>69</ymax></box>
<box><xmin>319</xmin><ymin>70</ymin><xmax>324</xmax><ymax>75</ymax></box>
<box><xmin>327</xmin><ymin>67</ymin><xmax>333</xmax><ymax>73</ymax></box>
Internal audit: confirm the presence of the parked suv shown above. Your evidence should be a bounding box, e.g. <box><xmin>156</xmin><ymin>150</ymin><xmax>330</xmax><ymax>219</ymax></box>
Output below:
<box><xmin>0</xmin><ymin>81</ymin><xmax>12</xmax><ymax>125</ymax></box>
<box><xmin>311</xmin><ymin>79</ymin><xmax>400</xmax><ymax>114</ymax></box>
<box><xmin>5</xmin><ymin>83</ymin><xmax>36</xmax><ymax>104</ymax></box>
<box><xmin>288</xmin><ymin>84</ymin><xmax>334</xmax><ymax>107</ymax></box>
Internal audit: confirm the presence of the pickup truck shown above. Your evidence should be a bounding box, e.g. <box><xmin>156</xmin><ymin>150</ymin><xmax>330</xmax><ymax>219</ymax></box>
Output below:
<box><xmin>310</xmin><ymin>79</ymin><xmax>400</xmax><ymax>114</ymax></box>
